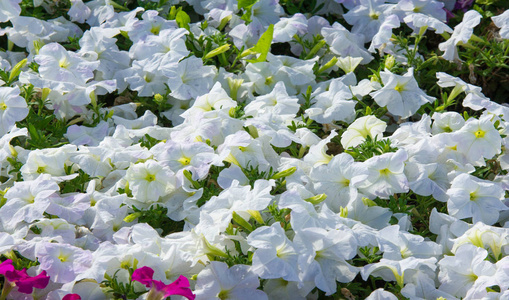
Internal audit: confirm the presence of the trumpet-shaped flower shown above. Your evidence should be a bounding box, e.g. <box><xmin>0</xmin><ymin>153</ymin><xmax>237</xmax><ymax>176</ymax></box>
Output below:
<box><xmin>370</xmin><ymin>68</ymin><xmax>435</xmax><ymax>119</ymax></box>
<box><xmin>377</xmin><ymin>225</ymin><xmax>442</xmax><ymax>260</ymax></box>
<box><xmin>305</xmin><ymin>79</ymin><xmax>356</xmax><ymax>124</ymax></box>
<box><xmin>451</xmin><ymin>222</ymin><xmax>509</xmax><ymax>259</ymax></box>
<box><xmin>132</xmin><ymin>266</ymin><xmax>195</xmax><ymax>300</ymax></box>
<box><xmin>303</xmin><ymin>130</ymin><xmax>337</xmax><ymax>167</ymax></box>
<box><xmin>244</xmin><ymin>82</ymin><xmax>300</xmax><ymax>118</ymax></box>
<box><xmin>431</xmin><ymin>111</ymin><xmax>465</xmax><ymax>134</ymax></box>
<box><xmin>439</xmin><ymin>10</ymin><xmax>481</xmax><ymax>61</ymax></box>
<box><xmin>0</xmin><ymin>174</ymin><xmax>59</xmax><ymax>230</ymax></box>
<box><xmin>343</xmin><ymin>0</ymin><xmax>396</xmax><ymax>42</ymax></box>
<box><xmin>247</xmin><ymin>223</ymin><xmax>299</xmax><ymax>281</ymax></box>
<box><xmin>0</xmin><ymin>0</ymin><xmax>21</xmax><ymax>23</ymax></box>
<box><xmin>35</xmin><ymin>42</ymin><xmax>99</xmax><ymax>86</ymax></box>
<box><xmin>310</xmin><ymin>153</ymin><xmax>369</xmax><ymax>211</ymax></box>
<box><xmin>360</xmin><ymin>149</ymin><xmax>409</xmax><ymax>199</ymax></box>
<box><xmin>0</xmin><ymin>86</ymin><xmax>29</xmax><ymax>136</ymax></box>
<box><xmin>446</xmin><ymin>173</ymin><xmax>508</xmax><ymax>225</ymax></box>
<box><xmin>361</xmin><ymin>257</ymin><xmax>437</xmax><ymax>289</ymax></box>
<box><xmin>341</xmin><ymin>115</ymin><xmax>387</xmax><ymax>149</ymax></box>
<box><xmin>194</xmin><ymin>261</ymin><xmax>268</xmax><ymax>300</ymax></box>
<box><xmin>35</xmin><ymin>242</ymin><xmax>92</xmax><ymax>283</ymax></box>
<box><xmin>0</xmin><ymin>261</ymin><xmax>50</xmax><ymax>294</ymax></box>
<box><xmin>438</xmin><ymin>244</ymin><xmax>496</xmax><ymax>298</ymax></box>
<box><xmin>294</xmin><ymin>226</ymin><xmax>359</xmax><ymax>295</ymax></box>
<box><xmin>452</xmin><ymin>115</ymin><xmax>502</xmax><ymax>166</ymax></box>
<box><xmin>322</xmin><ymin>22</ymin><xmax>373</xmax><ymax>64</ymax></box>
<box><xmin>492</xmin><ymin>10</ymin><xmax>509</xmax><ymax>39</ymax></box>
<box><xmin>125</xmin><ymin>159</ymin><xmax>177</xmax><ymax>205</ymax></box>
<box><xmin>162</xmin><ymin>56</ymin><xmax>216</xmax><ymax>100</ymax></box>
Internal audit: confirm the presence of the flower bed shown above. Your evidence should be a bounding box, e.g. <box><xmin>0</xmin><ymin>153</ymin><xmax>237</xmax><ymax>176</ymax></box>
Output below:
<box><xmin>0</xmin><ymin>0</ymin><xmax>509</xmax><ymax>299</ymax></box>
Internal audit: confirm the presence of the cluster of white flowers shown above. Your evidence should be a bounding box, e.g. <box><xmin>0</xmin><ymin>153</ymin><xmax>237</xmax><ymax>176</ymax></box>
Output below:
<box><xmin>0</xmin><ymin>0</ymin><xmax>509</xmax><ymax>299</ymax></box>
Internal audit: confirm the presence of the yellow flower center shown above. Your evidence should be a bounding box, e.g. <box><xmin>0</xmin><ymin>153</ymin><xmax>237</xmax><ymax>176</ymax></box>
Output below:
<box><xmin>150</xmin><ymin>25</ymin><xmax>161</xmax><ymax>35</ymax></box>
<box><xmin>0</xmin><ymin>103</ymin><xmax>7</xmax><ymax>110</ymax></box>
<box><xmin>59</xmin><ymin>58</ymin><xmax>70</xmax><ymax>69</ymax></box>
<box><xmin>144</xmin><ymin>73</ymin><xmax>154</xmax><ymax>83</ymax></box>
<box><xmin>474</xmin><ymin>130</ymin><xmax>485</xmax><ymax>138</ymax></box>
<box><xmin>379</xmin><ymin>168</ymin><xmax>391</xmax><ymax>176</ymax></box>
<box><xmin>178</xmin><ymin>157</ymin><xmax>191</xmax><ymax>166</ymax></box>
<box><xmin>470</xmin><ymin>191</ymin><xmax>478</xmax><ymax>201</ymax></box>
<box><xmin>340</xmin><ymin>178</ymin><xmax>350</xmax><ymax>187</ymax></box>
<box><xmin>36</xmin><ymin>166</ymin><xmax>46</xmax><ymax>174</ymax></box>
<box><xmin>145</xmin><ymin>173</ymin><xmax>156</xmax><ymax>182</ymax></box>
<box><xmin>394</xmin><ymin>83</ymin><xmax>405</xmax><ymax>92</ymax></box>
<box><xmin>218</xmin><ymin>290</ymin><xmax>230</xmax><ymax>300</ymax></box>
<box><xmin>265</xmin><ymin>76</ymin><xmax>273</xmax><ymax>86</ymax></box>
<box><xmin>58</xmin><ymin>253</ymin><xmax>70</xmax><ymax>263</ymax></box>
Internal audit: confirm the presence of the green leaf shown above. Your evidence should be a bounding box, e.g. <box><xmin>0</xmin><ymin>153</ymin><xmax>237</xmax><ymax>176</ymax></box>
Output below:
<box><xmin>238</xmin><ymin>0</ymin><xmax>258</xmax><ymax>9</ymax></box>
<box><xmin>176</xmin><ymin>10</ymin><xmax>191</xmax><ymax>30</ymax></box>
<box><xmin>247</xmin><ymin>24</ymin><xmax>274</xmax><ymax>63</ymax></box>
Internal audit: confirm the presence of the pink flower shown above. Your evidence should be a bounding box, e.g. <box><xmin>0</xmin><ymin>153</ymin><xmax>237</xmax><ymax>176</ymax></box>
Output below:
<box><xmin>0</xmin><ymin>260</ymin><xmax>50</xmax><ymax>295</ymax></box>
<box><xmin>63</xmin><ymin>294</ymin><xmax>81</xmax><ymax>300</ymax></box>
<box><xmin>4</xmin><ymin>269</ymin><xmax>50</xmax><ymax>294</ymax></box>
<box><xmin>132</xmin><ymin>266</ymin><xmax>196</xmax><ymax>300</ymax></box>
<box><xmin>0</xmin><ymin>260</ymin><xmax>14</xmax><ymax>275</ymax></box>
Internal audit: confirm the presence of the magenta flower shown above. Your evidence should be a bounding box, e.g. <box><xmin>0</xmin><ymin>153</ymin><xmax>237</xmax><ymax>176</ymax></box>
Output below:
<box><xmin>5</xmin><ymin>268</ymin><xmax>50</xmax><ymax>294</ymax></box>
<box><xmin>0</xmin><ymin>259</ymin><xmax>50</xmax><ymax>299</ymax></box>
<box><xmin>132</xmin><ymin>266</ymin><xmax>196</xmax><ymax>300</ymax></box>
<box><xmin>0</xmin><ymin>260</ymin><xmax>14</xmax><ymax>275</ymax></box>
<box><xmin>63</xmin><ymin>294</ymin><xmax>81</xmax><ymax>300</ymax></box>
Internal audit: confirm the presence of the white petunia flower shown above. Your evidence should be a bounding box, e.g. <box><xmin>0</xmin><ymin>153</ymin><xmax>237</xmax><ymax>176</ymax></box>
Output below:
<box><xmin>194</xmin><ymin>261</ymin><xmax>268</xmax><ymax>300</ymax></box>
<box><xmin>125</xmin><ymin>159</ymin><xmax>176</xmax><ymax>205</ymax></box>
<box><xmin>341</xmin><ymin>115</ymin><xmax>387</xmax><ymax>149</ymax></box>
<box><xmin>492</xmin><ymin>10</ymin><xmax>509</xmax><ymax>39</ymax></box>
<box><xmin>453</xmin><ymin>115</ymin><xmax>502</xmax><ymax>166</ymax></box>
<box><xmin>439</xmin><ymin>10</ymin><xmax>482</xmax><ymax>61</ymax></box>
<box><xmin>438</xmin><ymin>244</ymin><xmax>496</xmax><ymax>298</ymax></box>
<box><xmin>370</xmin><ymin>68</ymin><xmax>435</xmax><ymax>119</ymax></box>
<box><xmin>0</xmin><ymin>86</ymin><xmax>29</xmax><ymax>135</ymax></box>
<box><xmin>247</xmin><ymin>223</ymin><xmax>299</xmax><ymax>281</ymax></box>
<box><xmin>0</xmin><ymin>0</ymin><xmax>21</xmax><ymax>23</ymax></box>
<box><xmin>446</xmin><ymin>173</ymin><xmax>508</xmax><ymax>225</ymax></box>
<box><xmin>360</xmin><ymin>149</ymin><xmax>410</xmax><ymax>199</ymax></box>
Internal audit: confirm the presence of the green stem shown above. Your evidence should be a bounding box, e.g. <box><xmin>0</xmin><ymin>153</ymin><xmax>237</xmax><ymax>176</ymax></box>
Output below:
<box><xmin>0</xmin><ymin>282</ymin><xmax>13</xmax><ymax>300</ymax></box>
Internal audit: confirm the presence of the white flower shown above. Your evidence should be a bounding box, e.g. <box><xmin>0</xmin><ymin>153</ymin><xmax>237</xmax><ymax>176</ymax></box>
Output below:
<box><xmin>438</xmin><ymin>244</ymin><xmax>496</xmax><ymax>298</ymax></box>
<box><xmin>453</xmin><ymin>115</ymin><xmax>502</xmax><ymax>165</ymax></box>
<box><xmin>310</xmin><ymin>153</ymin><xmax>369</xmax><ymax>211</ymax></box>
<box><xmin>293</xmin><ymin>226</ymin><xmax>359</xmax><ymax>295</ymax></box>
<box><xmin>244</xmin><ymin>81</ymin><xmax>300</xmax><ymax>118</ymax></box>
<box><xmin>492</xmin><ymin>10</ymin><xmax>509</xmax><ymax>39</ymax></box>
<box><xmin>35</xmin><ymin>42</ymin><xmax>99</xmax><ymax>86</ymax></box>
<box><xmin>361</xmin><ymin>257</ymin><xmax>437</xmax><ymax>289</ymax></box>
<box><xmin>0</xmin><ymin>0</ymin><xmax>21</xmax><ymax>23</ymax></box>
<box><xmin>439</xmin><ymin>10</ymin><xmax>482</xmax><ymax>61</ymax></box>
<box><xmin>162</xmin><ymin>56</ymin><xmax>216</xmax><ymax>100</ymax></box>
<box><xmin>194</xmin><ymin>261</ymin><xmax>268</xmax><ymax>300</ymax></box>
<box><xmin>370</xmin><ymin>68</ymin><xmax>435</xmax><ymax>119</ymax></box>
<box><xmin>377</xmin><ymin>225</ymin><xmax>442</xmax><ymax>260</ymax></box>
<box><xmin>305</xmin><ymin>79</ymin><xmax>356</xmax><ymax>124</ymax></box>
<box><xmin>431</xmin><ymin>111</ymin><xmax>465</xmax><ymax>134</ymax></box>
<box><xmin>322</xmin><ymin>22</ymin><xmax>373</xmax><ymax>64</ymax></box>
<box><xmin>125</xmin><ymin>159</ymin><xmax>176</xmax><ymax>205</ymax></box>
<box><xmin>341</xmin><ymin>115</ymin><xmax>387</xmax><ymax>149</ymax></box>
<box><xmin>360</xmin><ymin>149</ymin><xmax>410</xmax><ymax>199</ymax></box>
<box><xmin>446</xmin><ymin>173</ymin><xmax>507</xmax><ymax>225</ymax></box>
<box><xmin>247</xmin><ymin>223</ymin><xmax>299</xmax><ymax>281</ymax></box>
<box><xmin>36</xmin><ymin>242</ymin><xmax>92</xmax><ymax>283</ymax></box>
<box><xmin>0</xmin><ymin>86</ymin><xmax>29</xmax><ymax>135</ymax></box>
